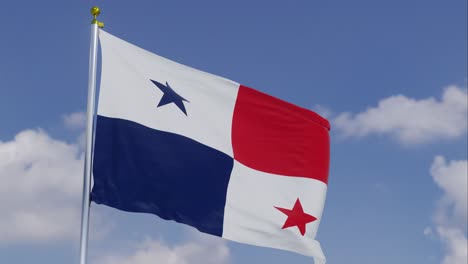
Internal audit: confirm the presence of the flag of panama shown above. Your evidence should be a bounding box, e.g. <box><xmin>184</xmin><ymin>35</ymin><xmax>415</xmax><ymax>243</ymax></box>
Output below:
<box><xmin>91</xmin><ymin>30</ymin><xmax>330</xmax><ymax>263</ymax></box>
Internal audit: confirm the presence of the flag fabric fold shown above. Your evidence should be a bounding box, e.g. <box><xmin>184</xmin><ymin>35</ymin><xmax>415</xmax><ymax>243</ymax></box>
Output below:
<box><xmin>91</xmin><ymin>29</ymin><xmax>330</xmax><ymax>263</ymax></box>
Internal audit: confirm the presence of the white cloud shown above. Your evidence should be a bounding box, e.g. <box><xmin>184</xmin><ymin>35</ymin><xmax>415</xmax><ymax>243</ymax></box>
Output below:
<box><xmin>63</xmin><ymin>111</ymin><xmax>86</xmax><ymax>130</ymax></box>
<box><xmin>334</xmin><ymin>85</ymin><xmax>467</xmax><ymax>144</ymax></box>
<box><xmin>423</xmin><ymin>227</ymin><xmax>433</xmax><ymax>237</ymax></box>
<box><xmin>94</xmin><ymin>234</ymin><xmax>230</xmax><ymax>264</ymax></box>
<box><xmin>63</xmin><ymin>111</ymin><xmax>87</xmax><ymax>149</ymax></box>
<box><xmin>430</xmin><ymin>156</ymin><xmax>467</xmax><ymax>264</ymax></box>
<box><xmin>0</xmin><ymin>129</ymin><xmax>84</xmax><ymax>242</ymax></box>
<box><xmin>436</xmin><ymin>226</ymin><xmax>468</xmax><ymax>264</ymax></box>
<box><xmin>312</xmin><ymin>104</ymin><xmax>333</xmax><ymax>119</ymax></box>
<box><xmin>431</xmin><ymin>156</ymin><xmax>468</xmax><ymax>225</ymax></box>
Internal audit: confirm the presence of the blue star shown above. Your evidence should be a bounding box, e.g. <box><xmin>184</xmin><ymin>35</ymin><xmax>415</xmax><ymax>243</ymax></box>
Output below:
<box><xmin>150</xmin><ymin>80</ymin><xmax>189</xmax><ymax>115</ymax></box>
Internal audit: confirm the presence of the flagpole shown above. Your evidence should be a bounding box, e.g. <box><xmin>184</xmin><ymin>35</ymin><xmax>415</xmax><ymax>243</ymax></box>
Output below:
<box><xmin>79</xmin><ymin>6</ymin><xmax>103</xmax><ymax>264</ymax></box>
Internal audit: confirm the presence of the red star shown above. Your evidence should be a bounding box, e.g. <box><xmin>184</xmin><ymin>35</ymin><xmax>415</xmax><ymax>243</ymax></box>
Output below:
<box><xmin>274</xmin><ymin>198</ymin><xmax>317</xmax><ymax>236</ymax></box>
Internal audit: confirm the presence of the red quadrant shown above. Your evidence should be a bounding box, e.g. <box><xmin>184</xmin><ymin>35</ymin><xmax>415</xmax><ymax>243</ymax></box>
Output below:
<box><xmin>232</xmin><ymin>85</ymin><xmax>330</xmax><ymax>184</ymax></box>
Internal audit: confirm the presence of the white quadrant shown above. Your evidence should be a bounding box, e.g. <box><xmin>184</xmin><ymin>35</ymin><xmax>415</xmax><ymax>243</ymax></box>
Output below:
<box><xmin>98</xmin><ymin>30</ymin><xmax>239</xmax><ymax>156</ymax></box>
<box><xmin>222</xmin><ymin>161</ymin><xmax>327</xmax><ymax>261</ymax></box>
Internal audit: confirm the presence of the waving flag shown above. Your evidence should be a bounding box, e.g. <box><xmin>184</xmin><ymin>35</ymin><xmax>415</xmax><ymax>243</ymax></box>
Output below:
<box><xmin>91</xmin><ymin>30</ymin><xmax>330</xmax><ymax>263</ymax></box>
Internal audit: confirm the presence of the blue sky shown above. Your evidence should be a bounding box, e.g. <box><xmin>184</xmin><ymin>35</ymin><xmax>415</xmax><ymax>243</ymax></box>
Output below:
<box><xmin>0</xmin><ymin>1</ymin><xmax>466</xmax><ymax>264</ymax></box>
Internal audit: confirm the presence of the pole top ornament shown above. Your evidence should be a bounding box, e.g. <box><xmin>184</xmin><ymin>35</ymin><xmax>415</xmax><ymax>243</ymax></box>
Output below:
<box><xmin>91</xmin><ymin>6</ymin><xmax>104</xmax><ymax>28</ymax></box>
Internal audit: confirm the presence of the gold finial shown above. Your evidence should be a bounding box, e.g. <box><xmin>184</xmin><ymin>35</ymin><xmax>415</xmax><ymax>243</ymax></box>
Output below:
<box><xmin>91</xmin><ymin>6</ymin><xmax>101</xmax><ymax>16</ymax></box>
<box><xmin>90</xmin><ymin>6</ymin><xmax>104</xmax><ymax>28</ymax></box>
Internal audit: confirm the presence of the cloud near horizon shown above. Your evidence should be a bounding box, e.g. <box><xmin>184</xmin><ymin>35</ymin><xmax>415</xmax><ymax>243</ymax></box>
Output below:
<box><xmin>0</xmin><ymin>129</ymin><xmax>83</xmax><ymax>243</ymax></box>
<box><xmin>430</xmin><ymin>156</ymin><xmax>467</xmax><ymax>264</ymax></box>
<box><xmin>63</xmin><ymin>111</ymin><xmax>86</xmax><ymax>130</ymax></box>
<box><xmin>333</xmin><ymin>85</ymin><xmax>467</xmax><ymax>144</ymax></box>
<box><xmin>94</xmin><ymin>234</ymin><xmax>230</xmax><ymax>264</ymax></box>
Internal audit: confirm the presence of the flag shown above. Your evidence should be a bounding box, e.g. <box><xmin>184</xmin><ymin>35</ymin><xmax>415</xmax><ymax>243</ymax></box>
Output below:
<box><xmin>91</xmin><ymin>30</ymin><xmax>330</xmax><ymax>263</ymax></box>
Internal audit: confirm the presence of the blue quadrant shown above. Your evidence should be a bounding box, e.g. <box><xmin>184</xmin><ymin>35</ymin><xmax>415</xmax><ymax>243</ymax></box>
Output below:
<box><xmin>91</xmin><ymin>115</ymin><xmax>234</xmax><ymax>236</ymax></box>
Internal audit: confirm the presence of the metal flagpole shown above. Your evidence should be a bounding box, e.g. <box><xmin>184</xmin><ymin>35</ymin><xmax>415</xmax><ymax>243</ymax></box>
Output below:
<box><xmin>79</xmin><ymin>6</ymin><xmax>103</xmax><ymax>264</ymax></box>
